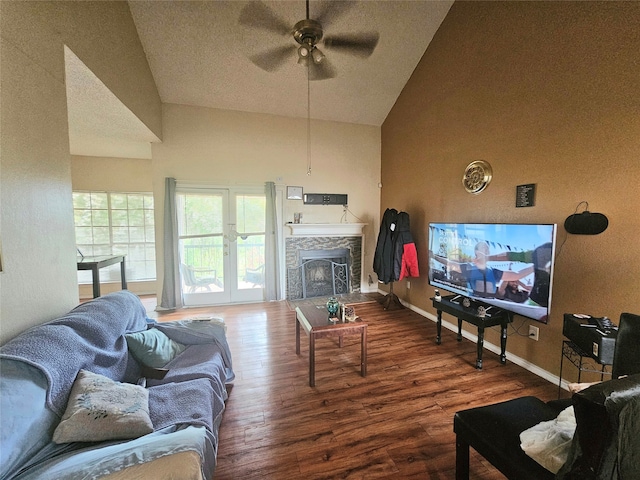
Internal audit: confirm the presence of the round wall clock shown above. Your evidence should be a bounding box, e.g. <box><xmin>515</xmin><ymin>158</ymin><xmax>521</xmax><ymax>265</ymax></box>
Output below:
<box><xmin>463</xmin><ymin>160</ymin><xmax>493</xmax><ymax>194</ymax></box>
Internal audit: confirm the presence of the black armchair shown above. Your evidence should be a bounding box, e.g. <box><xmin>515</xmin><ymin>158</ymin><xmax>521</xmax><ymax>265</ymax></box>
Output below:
<box><xmin>453</xmin><ymin>311</ymin><xmax>640</xmax><ymax>480</ymax></box>
<box><xmin>612</xmin><ymin>312</ymin><xmax>640</xmax><ymax>379</ymax></box>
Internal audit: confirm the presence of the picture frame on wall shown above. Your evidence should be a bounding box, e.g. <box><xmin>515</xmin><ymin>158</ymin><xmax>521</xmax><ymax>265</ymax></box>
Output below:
<box><xmin>287</xmin><ymin>186</ymin><xmax>303</xmax><ymax>200</ymax></box>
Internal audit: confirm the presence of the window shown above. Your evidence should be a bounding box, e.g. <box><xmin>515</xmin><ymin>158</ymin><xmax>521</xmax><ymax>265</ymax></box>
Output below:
<box><xmin>73</xmin><ymin>192</ymin><xmax>156</xmax><ymax>283</ymax></box>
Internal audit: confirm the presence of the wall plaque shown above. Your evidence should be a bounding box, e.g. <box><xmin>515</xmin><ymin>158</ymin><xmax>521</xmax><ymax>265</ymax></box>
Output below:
<box><xmin>516</xmin><ymin>183</ymin><xmax>536</xmax><ymax>208</ymax></box>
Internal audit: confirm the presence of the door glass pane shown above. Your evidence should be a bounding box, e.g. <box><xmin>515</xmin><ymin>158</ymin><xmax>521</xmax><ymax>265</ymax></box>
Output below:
<box><xmin>237</xmin><ymin>234</ymin><xmax>265</xmax><ymax>289</ymax></box>
<box><xmin>180</xmin><ymin>194</ymin><xmax>223</xmax><ymax>236</ymax></box>
<box><xmin>236</xmin><ymin>194</ymin><xmax>265</xmax><ymax>290</ymax></box>
<box><xmin>236</xmin><ymin>195</ymin><xmax>266</xmax><ymax>233</ymax></box>
<box><xmin>177</xmin><ymin>192</ymin><xmax>225</xmax><ymax>296</ymax></box>
<box><xmin>181</xmin><ymin>236</ymin><xmax>223</xmax><ymax>292</ymax></box>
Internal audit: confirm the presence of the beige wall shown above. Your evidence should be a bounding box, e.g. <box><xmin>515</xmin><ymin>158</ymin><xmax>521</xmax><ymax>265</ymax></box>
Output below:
<box><xmin>381</xmin><ymin>1</ymin><xmax>640</xmax><ymax>381</ymax></box>
<box><xmin>1</xmin><ymin>1</ymin><xmax>161</xmax><ymax>139</ymax></box>
<box><xmin>71</xmin><ymin>156</ymin><xmax>153</xmax><ymax>193</ymax></box>
<box><xmin>0</xmin><ymin>2</ymin><xmax>161</xmax><ymax>343</ymax></box>
<box><xmin>151</xmin><ymin>104</ymin><xmax>381</xmax><ymax>298</ymax></box>
<box><xmin>0</xmin><ymin>33</ymin><xmax>78</xmax><ymax>343</ymax></box>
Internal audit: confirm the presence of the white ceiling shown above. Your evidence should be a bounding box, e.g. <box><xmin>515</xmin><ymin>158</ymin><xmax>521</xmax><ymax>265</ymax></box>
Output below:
<box><xmin>67</xmin><ymin>0</ymin><xmax>453</xmax><ymax>158</ymax></box>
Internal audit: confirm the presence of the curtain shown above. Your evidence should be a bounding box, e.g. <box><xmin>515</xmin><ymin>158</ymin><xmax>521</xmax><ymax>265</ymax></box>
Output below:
<box><xmin>159</xmin><ymin>177</ymin><xmax>183</xmax><ymax>310</ymax></box>
<box><xmin>264</xmin><ymin>181</ymin><xmax>280</xmax><ymax>301</ymax></box>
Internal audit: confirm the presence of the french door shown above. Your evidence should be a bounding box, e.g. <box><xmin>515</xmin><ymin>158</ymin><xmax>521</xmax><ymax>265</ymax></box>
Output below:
<box><xmin>176</xmin><ymin>187</ymin><xmax>265</xmax><ymax>306</ymax></box>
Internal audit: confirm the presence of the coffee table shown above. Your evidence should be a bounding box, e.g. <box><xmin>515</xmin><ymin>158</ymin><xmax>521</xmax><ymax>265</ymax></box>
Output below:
<box><xmin>295</xmin><ymin>305</ymin><xmax>367</xmax><ymax>387</ymax></box>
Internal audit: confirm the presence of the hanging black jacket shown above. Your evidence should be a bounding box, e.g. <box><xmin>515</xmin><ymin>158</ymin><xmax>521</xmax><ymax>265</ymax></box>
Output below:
<box><xmin>373</xmin><ymin>208</ymin><xmax>398</xmax><ymax>284</ymax></box>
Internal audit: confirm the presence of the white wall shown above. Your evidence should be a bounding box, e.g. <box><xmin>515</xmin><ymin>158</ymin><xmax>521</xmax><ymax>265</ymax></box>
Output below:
<box><xmin>0</xmin><ymin>2</ymin><xmax>161</xmax><ymax>343</ymax></box>
<box><xmin>151</xmin><ymin>104</ymin><xmax>382</xmax><ymax>298</ymax></box>
<box><xmin>0</xmin><ymin>36</ymin><xmax>79</xmax><ymax>343</ymax></box>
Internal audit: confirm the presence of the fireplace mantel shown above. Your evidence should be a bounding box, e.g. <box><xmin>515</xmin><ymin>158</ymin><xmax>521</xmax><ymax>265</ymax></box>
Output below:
<box><xmin>287</xmin><ymin>223</ymin><xmax>366</xmax><ymax>237</ymax></box>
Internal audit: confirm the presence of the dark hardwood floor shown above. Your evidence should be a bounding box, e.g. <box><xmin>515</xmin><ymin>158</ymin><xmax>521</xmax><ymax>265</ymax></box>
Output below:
<box><xmin>153</xmin><ymin>297</ymin><xmax>562</xmax><ymax>479</ymax></box>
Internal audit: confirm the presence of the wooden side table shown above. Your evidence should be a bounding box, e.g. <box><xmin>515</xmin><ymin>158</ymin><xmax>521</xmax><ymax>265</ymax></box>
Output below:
<box><xmin>77</xmin><ymin>255</ymin><xmax>127</xmax><ymax>298</ymax></box>
<box><xmin>295</xmin><ymin>305</ymin><xmax>367</xmax><ymax>387</ymax></box>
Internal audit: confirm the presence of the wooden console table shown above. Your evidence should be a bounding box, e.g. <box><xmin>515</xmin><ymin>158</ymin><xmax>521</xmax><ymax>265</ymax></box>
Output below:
<box><xmin>431</xmin><ymin>295</ymin><xmax>512</xmax><ymax>369</ymax></box>
<box><xmin>77</xmin><ymin>255</ymin><xmax>127</xmax><ymax>298</ymax></box>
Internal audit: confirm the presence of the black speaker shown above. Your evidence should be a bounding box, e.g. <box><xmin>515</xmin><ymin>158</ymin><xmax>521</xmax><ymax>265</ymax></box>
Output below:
<box><xmin>564</xmin><ymin>211</ymin><xmax>608</xmax><ymax>235</ymax></box>
<box><xmin>303</xmin><ymin>193</ymin><xmax>348</xmax><ymax>205</ymax></box>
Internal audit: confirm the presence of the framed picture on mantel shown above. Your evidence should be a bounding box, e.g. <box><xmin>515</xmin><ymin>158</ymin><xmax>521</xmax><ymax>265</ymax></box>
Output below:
<box><xmin>287</xmin><ymin>186</ymin><xmax>303</xmax><ymax>200</ymax></box>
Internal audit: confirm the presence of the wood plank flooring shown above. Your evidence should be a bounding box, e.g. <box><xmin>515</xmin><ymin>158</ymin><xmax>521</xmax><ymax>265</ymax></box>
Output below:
<box><xmin>154</xmin><ymin>298</ymin><xmax>563</xmax><ymax>480</ymax></box>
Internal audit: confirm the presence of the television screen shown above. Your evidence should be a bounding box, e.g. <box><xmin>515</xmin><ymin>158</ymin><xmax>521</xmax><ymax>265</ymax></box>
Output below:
<box><xmin>428</xmin><ymin>223</ymin><xmax>557</xmax><ymax>322</ymax></box>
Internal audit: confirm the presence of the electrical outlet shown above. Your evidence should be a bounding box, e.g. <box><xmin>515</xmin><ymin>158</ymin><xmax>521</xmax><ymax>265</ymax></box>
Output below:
<box><xmin>528</xmin><ymin>325</ymin><xmax>539</xmax><ymax>341</ymax></box>
<box><xmin>407</xmin><ymin>281</ymin><xmax>411</xmax><ymax>289</ymax></box>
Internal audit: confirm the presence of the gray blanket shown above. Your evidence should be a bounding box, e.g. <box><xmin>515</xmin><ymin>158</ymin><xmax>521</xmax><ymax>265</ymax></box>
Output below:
<box><xmin>0</xmin><ymin>292</ymin><xmax>234</xmax><ymax>439</ymax></box>
<box><xmin>155</xmin><ymin>319</ymin><xmax>235</xmax><ymax>384</ymax></box>
<box><xmin>0</xmin><ymin>291</ymin><xmax>147</xmax><ymax>416</ymax></box>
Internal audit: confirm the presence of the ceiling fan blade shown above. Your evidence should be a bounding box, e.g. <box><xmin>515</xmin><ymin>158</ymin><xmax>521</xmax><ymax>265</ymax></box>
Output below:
<box><xmin>249</xmin><ymin>45</ymin><xmax>296</xmax><ymax>72</ymax></box>
<box><xmin>308</xmin><ymin>59</ymin><xmax>337</xmax><ymax>81</ymax></box>
<box><xmin>323</xmin><ymin>32</ymin><xmax>380</xmax><ymax>58</ymax></box>
<box><xmin>239</xmin><ymin>1</ymin><xmax>291</xmax><ymax>36</ymax></box>
<box><xmin>313</xmin><ymin>1</ymin><xmax>355</xmax><ymax>26</ymax></box>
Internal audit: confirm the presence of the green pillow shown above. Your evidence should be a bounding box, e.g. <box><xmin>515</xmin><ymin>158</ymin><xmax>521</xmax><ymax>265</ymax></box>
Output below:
<box><xmin>125</xmin><ymin>328</ymin><xmax>186</xmax><ymax>368</ymax></box>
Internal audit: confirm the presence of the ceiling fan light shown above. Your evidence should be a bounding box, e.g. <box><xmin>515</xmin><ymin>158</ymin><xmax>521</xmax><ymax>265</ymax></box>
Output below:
<box><xmin>297</xmin><ymin>55</ymin><xmax>309</xmax><ymax>66</ymax></box>
<box><xmin>311</xmin><ymin>48</ymin><xmax>325</xmax><ymax>64</ymax></box>
<box><xmin>298</xmin><ymin>44</ymin><xmax>310</xmax><ymax>59</ymax></box>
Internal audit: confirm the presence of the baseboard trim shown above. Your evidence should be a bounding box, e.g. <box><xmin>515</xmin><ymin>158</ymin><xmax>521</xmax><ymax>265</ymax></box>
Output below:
<box><xmin>377</xmin><ymin>289</ymin><xmax>566</xmax><ymax>391</ymax></box>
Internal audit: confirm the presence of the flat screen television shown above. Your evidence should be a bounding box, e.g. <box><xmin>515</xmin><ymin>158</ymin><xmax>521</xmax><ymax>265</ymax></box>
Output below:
<box><xmin>428</xmin><ymin>223</ymin><xmax>557</xmax><ymax>323</ymax></box>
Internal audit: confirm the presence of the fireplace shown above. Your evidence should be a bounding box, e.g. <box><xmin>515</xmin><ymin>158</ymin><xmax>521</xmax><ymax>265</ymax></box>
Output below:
<box><xmin>295</xmin><ymin>249</ymin><xmax>350</xmax><ymax>298</ymax></box>
<box><xmin>285</xmin><ymin>224</ymin><xmax>365</xmax><ymax>300</ymax></box>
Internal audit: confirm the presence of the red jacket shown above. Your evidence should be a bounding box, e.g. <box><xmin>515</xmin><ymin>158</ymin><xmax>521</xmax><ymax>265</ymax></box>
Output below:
<box><xmin>399</xmin><ymin>242</ymin><xmax>419</xmax><ymax>280</ymax></box>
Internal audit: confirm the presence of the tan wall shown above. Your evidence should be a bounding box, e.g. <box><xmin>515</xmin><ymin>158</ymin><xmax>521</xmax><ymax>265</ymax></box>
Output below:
<box><xmin>0</xmin><ymin>2</ymin><xmax>161</xmax><ymax>343</ymax></box>
<box><xmin>381</xmin><ymin>1</ymin><xmax>640</xmax><ymax>381</ymax></box>
<box><xmin>71</xmin><ymin>156</ymin><xmax>153</xmax><ymax>192</ymax></box>
<box><xmin>151</xmin><ymin>104</ymin><xmax>381</xmax><ymax>298</ymax></box>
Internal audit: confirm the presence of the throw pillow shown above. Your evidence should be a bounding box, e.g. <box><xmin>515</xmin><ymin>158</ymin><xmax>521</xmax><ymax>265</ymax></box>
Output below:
<box><xmin>125</xmin><ymin>328</ymin><xmax>186</xmax><ymax>368</ymax></box>
<box><xmin>53</xmin><ymin>370</ymin><xmax>153</xmax><ymax>444</ymax></box>
<box><xmin>520</xmin><ymin>406</ymin><xmax>576</xmax><ymax>473</ymax></box>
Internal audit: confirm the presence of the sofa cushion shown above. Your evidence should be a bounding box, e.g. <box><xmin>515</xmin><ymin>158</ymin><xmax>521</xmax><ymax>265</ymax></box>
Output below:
<box><xmin>125</xmin><ymin>328</ymin><xmax>186</xmax><ymax>368</ymax></box>
<box><xmin>53</xmin><ymin>370</ymin><xmax>153</xmax><ymax>444</ymax></box>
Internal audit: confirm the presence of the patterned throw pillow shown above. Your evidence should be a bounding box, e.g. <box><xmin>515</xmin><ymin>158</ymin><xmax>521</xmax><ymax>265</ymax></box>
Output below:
<box><xmin>52</xmin><ymin>370</ymin><xmax>153</xmax><ymax>444</ymax></box>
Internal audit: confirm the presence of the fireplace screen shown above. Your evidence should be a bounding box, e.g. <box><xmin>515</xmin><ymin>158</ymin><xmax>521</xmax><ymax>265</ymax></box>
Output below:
<box><xmin>287</xmin><ymin>248</ymin><xmax>350</xmax><ymax>299</ymax></box>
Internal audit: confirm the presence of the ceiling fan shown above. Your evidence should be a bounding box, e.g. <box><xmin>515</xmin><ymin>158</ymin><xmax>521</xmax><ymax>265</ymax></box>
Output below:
<box><xmin>239</xmin><ymin>0</ymin><xmax>379</xmax><ymax>81</ymax></box>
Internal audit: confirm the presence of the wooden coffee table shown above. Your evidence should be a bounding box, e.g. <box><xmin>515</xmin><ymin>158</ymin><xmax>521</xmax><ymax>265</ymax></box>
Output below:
<box><xmin>295</xmin><ymin>305</ymin><xmax>367</xmax><ymax>387</ymax></box>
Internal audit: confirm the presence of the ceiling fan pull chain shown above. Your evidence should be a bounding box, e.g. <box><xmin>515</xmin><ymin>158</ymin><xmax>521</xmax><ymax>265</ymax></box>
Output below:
<box><xmin>307</xmin><ymin>64</ymin><xmax>311</xmax><ymax>176</ymax></box>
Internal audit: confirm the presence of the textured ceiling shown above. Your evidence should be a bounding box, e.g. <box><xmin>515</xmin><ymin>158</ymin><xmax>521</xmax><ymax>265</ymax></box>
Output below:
<box><xmin>65</xmin><ymin>47</ymin><xmax>160</xmax><ymax>159</ymax></box>
<box><xmin>67</xmin><ymin>1</ymin><xmax>453</xmax><ymax>158</ymax></box>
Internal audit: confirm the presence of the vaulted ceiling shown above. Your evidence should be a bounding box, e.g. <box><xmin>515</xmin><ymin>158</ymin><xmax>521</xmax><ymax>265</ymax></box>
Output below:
<box><xmin>67</xmin><ymin>1</ymin><xmax>453</xmax><ymax>158</ymax></box>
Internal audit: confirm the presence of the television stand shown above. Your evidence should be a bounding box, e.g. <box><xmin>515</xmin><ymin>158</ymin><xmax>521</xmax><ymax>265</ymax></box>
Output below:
<box><xmin>431</xmin><ymin>294</ymin><xmax>513</xmax><ymax>369</ymax></box>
